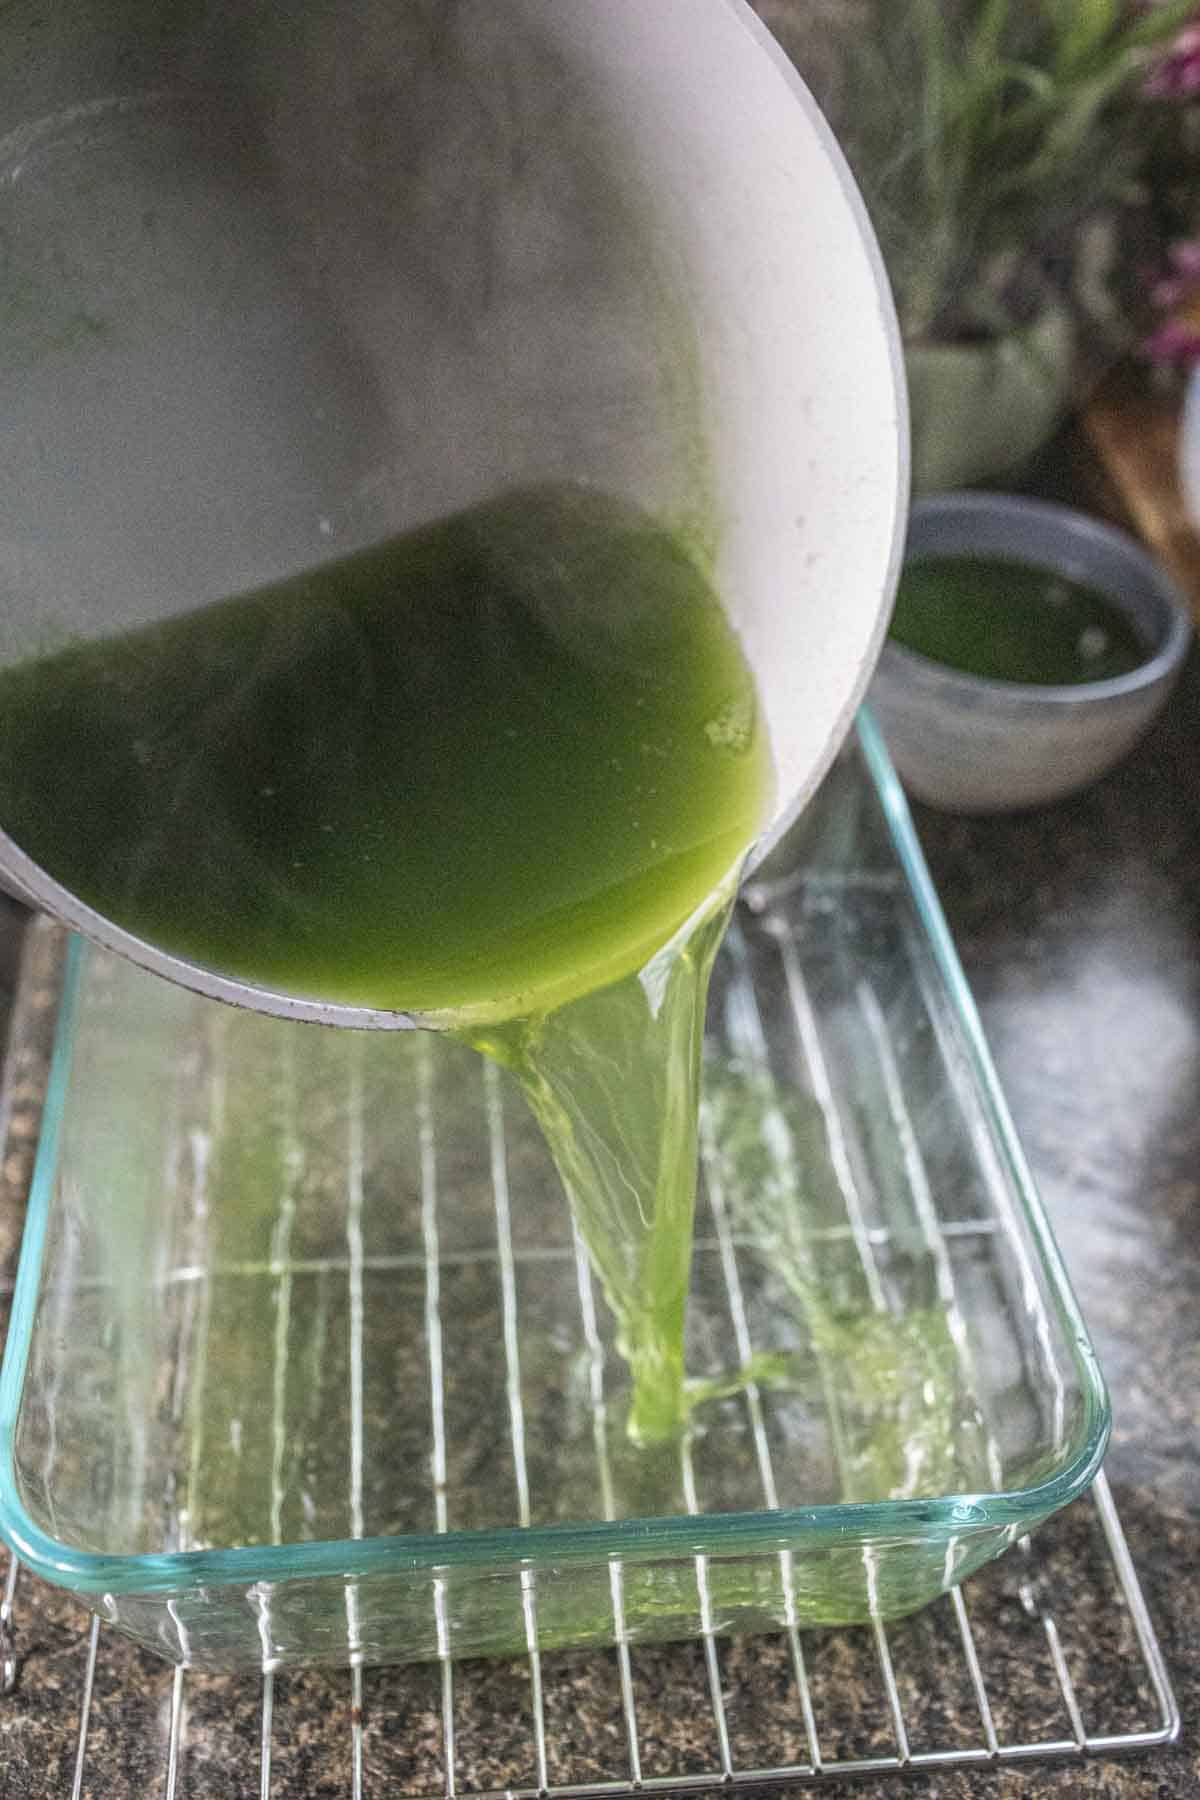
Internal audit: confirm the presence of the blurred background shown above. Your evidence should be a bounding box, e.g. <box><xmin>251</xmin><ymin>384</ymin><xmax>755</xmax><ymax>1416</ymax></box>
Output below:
<box><xmin>753</xmin><ymin>0</ymin><xmax>1200</xmax><ymax>497</ymax></box>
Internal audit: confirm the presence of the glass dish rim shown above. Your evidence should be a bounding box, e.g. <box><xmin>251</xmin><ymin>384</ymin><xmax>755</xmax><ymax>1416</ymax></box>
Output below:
<box><xmin>0</xmin><ymin>709</ymin><xmax>1111</xmax><ymax>1598</ymax></box>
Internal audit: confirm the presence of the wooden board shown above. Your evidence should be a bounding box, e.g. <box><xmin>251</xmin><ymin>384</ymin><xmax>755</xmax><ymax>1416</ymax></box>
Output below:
<box><xmin>1084</xmin><ymin>369</ymin><xmax>1200</xmax><ymax>625</ymax></box>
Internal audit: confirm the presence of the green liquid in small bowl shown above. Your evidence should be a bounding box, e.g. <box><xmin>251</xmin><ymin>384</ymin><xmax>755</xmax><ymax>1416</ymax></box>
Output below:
<box><xmin>891</xmin><ymin>553</ymin><xmax>1148</xmax><ymax>687</ymax></box>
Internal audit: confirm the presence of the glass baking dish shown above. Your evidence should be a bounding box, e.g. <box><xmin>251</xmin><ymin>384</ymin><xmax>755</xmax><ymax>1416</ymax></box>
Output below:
<box><xmin>0</xmin><ymin>713</ymin><xmax>1109</xmax><ymax>1674</ymax></box>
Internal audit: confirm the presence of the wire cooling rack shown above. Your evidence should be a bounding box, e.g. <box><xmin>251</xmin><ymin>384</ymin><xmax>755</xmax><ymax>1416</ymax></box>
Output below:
<box><xmin>0</xmin><ymin>796</ymin><xmax>1184</xmax><ymax>1794</ymax></box>
<box><xmin>0</xmin><ymin>1469</ymin><xmax>1181</xmax><ymax>1797</ymax></box>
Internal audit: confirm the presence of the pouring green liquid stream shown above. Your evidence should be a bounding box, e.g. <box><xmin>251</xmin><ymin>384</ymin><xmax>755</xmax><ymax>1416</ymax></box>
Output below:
<box><xmin>0</xmin><ymin>484</ymin><xmax>772</xmax><ymax>1441</ymax></box>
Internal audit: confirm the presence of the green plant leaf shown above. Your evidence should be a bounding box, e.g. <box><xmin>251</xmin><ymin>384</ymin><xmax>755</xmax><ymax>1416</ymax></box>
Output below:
<box><xmin>795</xmin><ymin>0</ymin><xmax>1194</xmax><ymax>347</ymax></box>
<box><xmin>990</xmin><ymin>35</ymin><xmax>1146</xmax><ymax>199</ymax></box>
<box><xmin>967</xmin><ymin>0</ymin><xmax>1016</xmax><ymax>68</ymax></box>
<box><xmin>1008</xmin><ymin>55</ymin><xmax>1143</xmax><ymax>191</ymax></box>
<box><xmin>912</xmin><ymin>0</ymin><xmax>952</xmax><ymax>195</ymax></box>
<box><xmin>997</xmin><ymin>60</ymin><xmax>1059</xmax><ymax>108</ymax></box>
<box><xmin>1118</xmin><ymin>0</ymin><xmax>1199</xmax><ymax>53</ymax></box>
<box><xmin>1053</xmin><ymin>0</ymin><xmax>1121</xmax><ymax>72</ymax></box>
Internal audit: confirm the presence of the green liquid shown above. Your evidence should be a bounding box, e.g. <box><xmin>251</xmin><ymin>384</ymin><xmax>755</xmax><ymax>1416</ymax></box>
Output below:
<box><xmin>703</xmin><ymin>1062</ymin><xmax>991</xmax><ymax>1504</ymax></box>
<box><xmin>471</xmin><ymin>882</ymin><xmax>735</xmax><ymax>1445</ymax></box>
<box><xmin>891</xmin><ymin>554</ymin><xmax>1146</xmax><ymax>686</ymax></box>
<box><xmin>0</xmin><ymin>483</ymin><xmax>772</xmax><ymax>1440</ymax></box>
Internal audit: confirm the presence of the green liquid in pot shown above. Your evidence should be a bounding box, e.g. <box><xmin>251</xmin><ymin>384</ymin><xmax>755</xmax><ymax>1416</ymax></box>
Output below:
<box><xmin>0</xmin><ymin>483</ymin><xmax>773</xmax><ymax>1440</ymax></box>
<box><xmin>891</xmin><ymin>553</ymin><xmax>1147</xmax><ymax>686</ymax></box>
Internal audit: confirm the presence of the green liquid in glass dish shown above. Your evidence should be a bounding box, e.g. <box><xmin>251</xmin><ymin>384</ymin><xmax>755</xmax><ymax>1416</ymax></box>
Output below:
<box><xmin>891</xmin><ymin>553</ymin><xmax>1147</xmax><ymax>686</ymax></box>
<box><xmin>0</xmin><ymin>483</ymin><xmax>773</xmax><ymax>1442</ymax></box>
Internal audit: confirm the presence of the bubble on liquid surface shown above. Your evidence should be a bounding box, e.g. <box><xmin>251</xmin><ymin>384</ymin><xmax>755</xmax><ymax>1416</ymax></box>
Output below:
<box><xmin>703</xmin><ymin>695</ymin><xmax>753</xmax><ymax>754</ymax></box>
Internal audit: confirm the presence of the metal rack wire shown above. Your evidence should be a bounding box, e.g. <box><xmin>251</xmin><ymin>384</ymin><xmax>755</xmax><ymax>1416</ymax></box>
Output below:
<box><xmin>0</xmin><ymin>880</ymin><xmax>1184</xmax><ymax>1795</ymax></box>
<box><xmin>0</xmin><ymin>1469</ymin><xmax>1181</xmax><ymax>1797</ymax></box>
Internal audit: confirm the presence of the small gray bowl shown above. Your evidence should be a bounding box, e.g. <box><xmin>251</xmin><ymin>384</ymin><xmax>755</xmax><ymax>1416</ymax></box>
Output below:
<box><xmin>868</xmin><ymin>493</ymin><xmax>1193</xmax><ymax>813</ymax></box>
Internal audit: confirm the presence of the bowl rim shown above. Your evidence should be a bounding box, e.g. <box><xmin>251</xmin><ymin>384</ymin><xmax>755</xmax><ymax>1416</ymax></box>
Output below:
<box><xmin>883</xmin><ymin>491</ymin><xmax>1194</xmax><ymax>706</ymax></box>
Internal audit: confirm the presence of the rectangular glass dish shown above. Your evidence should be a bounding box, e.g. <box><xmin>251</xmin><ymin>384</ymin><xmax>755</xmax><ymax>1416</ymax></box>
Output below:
<box><xmin>0</xmin><ymin>714</ymin><xmax>1109</xmax><ymax>1674</ymax></box>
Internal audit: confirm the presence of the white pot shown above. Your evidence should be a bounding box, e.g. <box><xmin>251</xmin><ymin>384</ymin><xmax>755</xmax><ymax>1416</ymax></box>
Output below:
<box><xmin>0</xmin><ymin>0</ymin><xmax>909</xmax><ymax>1023</ymax></box>
<box><xmin>906</xmin><ymin>305</ymin><xmax>1075</xmax><ymax>497</ymax></box>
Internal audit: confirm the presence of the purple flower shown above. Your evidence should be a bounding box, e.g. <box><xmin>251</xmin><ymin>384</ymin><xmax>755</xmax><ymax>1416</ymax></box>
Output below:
<box><xmin>1143</xmin><ymin>237</ymin><xmax>1200</xmax><ymax>368</ymax></box>
<box><xmin>1150</xmin><ymin>239</ymin><xmax>1200</xmax><ymax>309</ymax></box>
<box><xmin>1145</xmin><ymin>20</ymin><xmax>1200</xmax><ymax>99</ymax></box>
<box><xmin>1144</xmin><ymin>316</ymin><xmax>1200</xmax><ymax>368</ymax></box>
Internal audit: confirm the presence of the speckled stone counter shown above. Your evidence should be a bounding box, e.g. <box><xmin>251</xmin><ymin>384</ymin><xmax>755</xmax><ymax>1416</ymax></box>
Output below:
<box><xmin>917</xmin><ymin>641</ymin><xmax>1200</xmax><ymax>1796</ymax></box>
<box><xmin>906</xmin><ymin>647</ymin><xmax>1200</xmax><ymax>1798</ymax></box>
<box><xmin>1</xmin><ymin>641</ymin><xmax>1197</xmax><ymax>1796</ymax></box>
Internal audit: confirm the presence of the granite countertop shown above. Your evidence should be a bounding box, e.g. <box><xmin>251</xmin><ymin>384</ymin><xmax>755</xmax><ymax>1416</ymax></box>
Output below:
<box><xmin>1</xmin><ymin>569</ymin><xmax>1198</xmax><ymax>1795</ymax></box>
<box><xmin>910</xmin><ymin>653</ymin><xmax>1200</xmax><ymax>1797</ymax></box>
